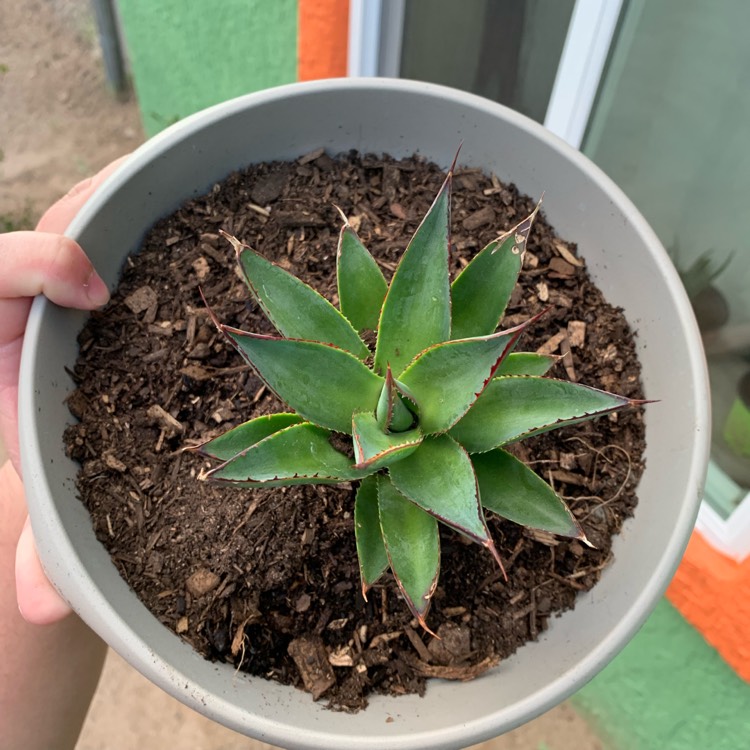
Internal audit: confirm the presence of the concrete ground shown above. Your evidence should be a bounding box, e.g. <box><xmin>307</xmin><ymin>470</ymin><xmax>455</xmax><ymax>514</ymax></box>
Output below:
<box><xmin>0</xmin><ymin>1</ymin><xmax>607</xmax><ymax>747</ymax></box>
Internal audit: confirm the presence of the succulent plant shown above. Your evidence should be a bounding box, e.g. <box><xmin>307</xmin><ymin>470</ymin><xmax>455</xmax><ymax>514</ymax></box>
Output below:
<box><xmin>197</xmin><ymin>162</ymin><xmax>644</xmax><ymax>631</ymax></box>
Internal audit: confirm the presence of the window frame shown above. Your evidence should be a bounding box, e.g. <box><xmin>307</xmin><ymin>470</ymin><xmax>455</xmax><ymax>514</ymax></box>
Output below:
<box><xmin>348</xmin><ymin>0</ymin><xmax>750</xmax><ymax>561</ymax></box>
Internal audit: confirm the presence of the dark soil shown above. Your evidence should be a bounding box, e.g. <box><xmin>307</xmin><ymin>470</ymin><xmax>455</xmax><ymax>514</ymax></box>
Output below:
<box><xmin>64</xmin><ymin>150</ymin><xmax>646</xmax><ymax>711</ymax></box>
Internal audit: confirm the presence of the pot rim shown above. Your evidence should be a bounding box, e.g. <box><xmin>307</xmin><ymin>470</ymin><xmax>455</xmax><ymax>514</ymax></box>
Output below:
<box><xmin>19</xmin><ymin>78</ymin><xmax>711</xmax><ymax>749</ymax></box>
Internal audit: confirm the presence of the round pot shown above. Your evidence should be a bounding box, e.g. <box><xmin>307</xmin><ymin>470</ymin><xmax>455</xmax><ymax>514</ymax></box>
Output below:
<box><xmin>19</xmin><ymin>79</ymin><xmax>710</xmax><ymax>750</ymax></box>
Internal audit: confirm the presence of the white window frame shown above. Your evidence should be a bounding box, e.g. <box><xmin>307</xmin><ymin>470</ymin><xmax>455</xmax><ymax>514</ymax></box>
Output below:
<box><xmin>347</xmin><ymin>0</ymin><xmax>404</xmax><ymax>77</ymax></box>
<box><xmin>543</xmin><ymin>0</ymin><xmax>624</xmax><ymax>148</ymax></box>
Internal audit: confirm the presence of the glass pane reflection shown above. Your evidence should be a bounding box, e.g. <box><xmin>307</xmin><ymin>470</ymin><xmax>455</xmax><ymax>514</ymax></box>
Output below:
<box><xmin>583</xmin><ymin>0</ymin><xmax>750</xmax><ymax>517</ymax></box>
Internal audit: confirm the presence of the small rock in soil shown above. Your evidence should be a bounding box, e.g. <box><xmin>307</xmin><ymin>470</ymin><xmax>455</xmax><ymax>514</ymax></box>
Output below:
<box><xmin>427</xmin><ymin>622</ymin><xmax>472</xmax><ymax>666</ymax></box>
<box><xmin>185</xmin><ymin>569</ymin><xmax>220</xmax><ymax>597</ymax></box>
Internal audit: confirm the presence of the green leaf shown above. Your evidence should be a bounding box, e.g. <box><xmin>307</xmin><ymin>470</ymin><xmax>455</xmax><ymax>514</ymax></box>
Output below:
<box><xmin>196</xmin><ymin>413</ymin><xmax>303</xmax><ymax>460</ymax></box>
<box><xmin>352</xmin><ymin>411</ymin><xmax>423</xmax><ymax>471</ymax></box>
<box><xmin>495</xmin><ymin>352</ymin><xmax>558</xmax><ymax>377</ymax></box>
<box><xmin>354</xmin><ymin>476</ymin><xmax>389</xmax><ymax>598</ymax></box>
<box><xmin>473</xmin><ymin>449</ymin><xmax>586</xmax><ymax>540</ymax></box>
<box><xmin>388</xmin><ymin>435</ymin><xmax>499</xmax><ymax>561</ymax></box>
<box><xmin>376</xmin><ymin>365</ymin><xmax>414</xmax><ymax>432</ymax></box>
<box><xmin>221</xmin><ymin>328</ymin><xmax>383</xmax><ymax>433</ymax></box>
<box><xmin>378</xmin><ymin>474</ymin><xmax>440</xmax><ymax>628</ymax></box>
<box><xmin>451</xmin><ymin>376</ymin><xmax>637</xmax><ymax>453</ymax></box>
<box><xmin>451</xmin><ymin>206</ymin><xmax>538</xmax><ymax>339</ymax></box>
<box><xmin>397</xmin><ymin>318</ymin><xmax>533</xmax><ymax>434</ymax></box>
<box><xmin>374</xmin><ymin>172</ymin><xmax>452</xmax><ymax>376</ymax></box>
<box><xmin>225</xmin><ymin>233</ymin><xmax>368</xmax><ymax>360</ymax></box>
<box><xmin>206</xmin><ymin>422</ymin><xmax>370</xmax><ymax>485</ymax></box>
<box><xmin>337</xmin><ymin>223</ymin><xmax>388</xmax><ymax>333</ymax></box>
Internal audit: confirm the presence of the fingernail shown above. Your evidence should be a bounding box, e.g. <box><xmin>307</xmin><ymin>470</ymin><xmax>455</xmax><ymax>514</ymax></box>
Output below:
<box><xmin>84</xmin><ymin>269</ymin><xmax>110</xmax><ymax>306</ymax></box>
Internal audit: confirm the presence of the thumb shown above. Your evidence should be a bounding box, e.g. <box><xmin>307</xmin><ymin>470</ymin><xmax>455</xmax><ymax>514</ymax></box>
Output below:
<box><xmin>0</xmin><ymin>231</ymin><xmax>110</xmax><ymax>315</ymax></box>
<box><xmin>16</xmin><ymin>516</ymin><xmax>74</xmax><ymax>625</ymax></box>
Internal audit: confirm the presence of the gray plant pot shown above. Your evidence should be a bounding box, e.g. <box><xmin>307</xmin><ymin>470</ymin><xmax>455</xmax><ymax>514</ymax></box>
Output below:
<box><xmin>19</xmin><ymin>79</ymin><xmax>710</xmax><ymax>750</ymax></box>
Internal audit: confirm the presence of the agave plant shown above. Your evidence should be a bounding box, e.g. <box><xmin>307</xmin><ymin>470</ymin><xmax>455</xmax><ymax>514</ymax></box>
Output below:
<box><xmin>197</xmin><ymin>162</ymin><xmax>644</xmax><ymax>631</ymax></box>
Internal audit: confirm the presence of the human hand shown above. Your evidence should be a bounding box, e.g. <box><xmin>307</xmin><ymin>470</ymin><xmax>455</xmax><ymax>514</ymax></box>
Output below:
<box><xmin>0</xmin><ymin>156</ymin><xmax>127</xmax><ymax>623</ymax></box>
<box><xmin>0</xmin><ymin>157</ymin><xmax>129</xmax><ymax>471</ymax></box>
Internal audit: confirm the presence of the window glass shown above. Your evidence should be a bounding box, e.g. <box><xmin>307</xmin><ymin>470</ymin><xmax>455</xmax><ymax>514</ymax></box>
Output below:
<box><xmin>583</xmin><ymin>0</ymin><xmax>750</xmax><ymax>518</ymax></box>
<box><xmin>400</xmin><ymin>0</ymin><xmax>575</xmax><ymax>123</ymax></box>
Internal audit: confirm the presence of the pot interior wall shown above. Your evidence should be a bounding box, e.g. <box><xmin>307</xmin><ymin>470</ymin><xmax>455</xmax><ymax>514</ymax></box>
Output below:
<box><xmin>20</xmin><ymin>80</ymin><xmax>708</xmax><ymax>750</ymax></box>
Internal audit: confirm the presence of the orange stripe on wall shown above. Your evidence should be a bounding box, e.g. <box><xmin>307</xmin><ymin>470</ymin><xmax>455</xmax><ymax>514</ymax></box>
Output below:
<box><xmin>667</xmin><ymin>532</ymin><xmax>750</xmax><ymax>682</ymax></box>
<box><xmin>298</xmin><ymin>0</ymin><xmax>350</xmax><ymax>80</ymax></box>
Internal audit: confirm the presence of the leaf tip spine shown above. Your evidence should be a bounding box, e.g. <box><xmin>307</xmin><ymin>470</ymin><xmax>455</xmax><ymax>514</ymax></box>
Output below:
<box><xmin>415</xmin><ymin>614</ymin><xmax>439</xmax><ymax>639</ymax></box>
<box><xmin>218</xmin><ymin>229</ymin><xmax>246</xmax><ymax>261</ymax></box>
<box><xmin>332</xmin><ymin>203</ymin><xmax>349</xmax><ymax>227</ymax></box>
<box><xmin>199</xmin><ymin>287</ymin><xmax>224</xmax><ymax>333</ymax></box>
<box><xmin>448</xmin><ymin>142</ymin><xmax>463</xmax><ymax>176</ymax></box>
<box><xmin>580</xmin><ymin>532</ymin><xmax>596</xmax><ymax>549</ymax></box>
<box><xmin>485</xmin><ymin>538</ymin><xmax>508</xmax><ymax>582</ymax></box>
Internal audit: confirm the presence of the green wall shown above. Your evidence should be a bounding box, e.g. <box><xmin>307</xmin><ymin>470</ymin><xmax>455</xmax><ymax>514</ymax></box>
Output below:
<box><xmin>574</xmin><ymin>600</ymin><xmax>750</xmax><ymax>750</ymax></box>
<box><xmin>117</xmin><ymin>0</ymin><xmax>298</xmax><ymax>136</ymax></box>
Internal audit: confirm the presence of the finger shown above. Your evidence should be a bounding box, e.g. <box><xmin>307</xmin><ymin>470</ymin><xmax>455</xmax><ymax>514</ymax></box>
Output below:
<box><xmin>0</xmin><ymin>231</ymin><xmax>110</xmax><ymax>314</ymax></box>
<box><xmin>16</xmin><ymin>516</ymin><xmax>73</xmax><ymax>624</ymax></box>
<box><xmin>36</xmin><ymin>155</ymin><xmax>130</xmax><ymax>234</ymax></box>
<box><xmin>0</xmin><ymin>232</ymin><xmax>109</xmax><ymax>471</ymax></box>
<box><xmin>0</xmin><ymin>376</ymin><xmax>22</xmax><ymax>473</ymax></box>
